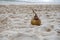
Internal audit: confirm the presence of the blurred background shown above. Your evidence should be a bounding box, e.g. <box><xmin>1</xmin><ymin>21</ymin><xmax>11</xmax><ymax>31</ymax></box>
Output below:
<box><xmin>0</xmin><ymin>0</ymin><xmax>60</xmax><ymax>4</ymax></box>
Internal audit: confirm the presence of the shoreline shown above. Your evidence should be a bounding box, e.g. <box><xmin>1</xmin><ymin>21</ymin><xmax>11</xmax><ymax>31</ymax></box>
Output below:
<box><xmin>0</xmin><ymin>1</ymin><xmax>60</xmax><ymax>5</ymax></box>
